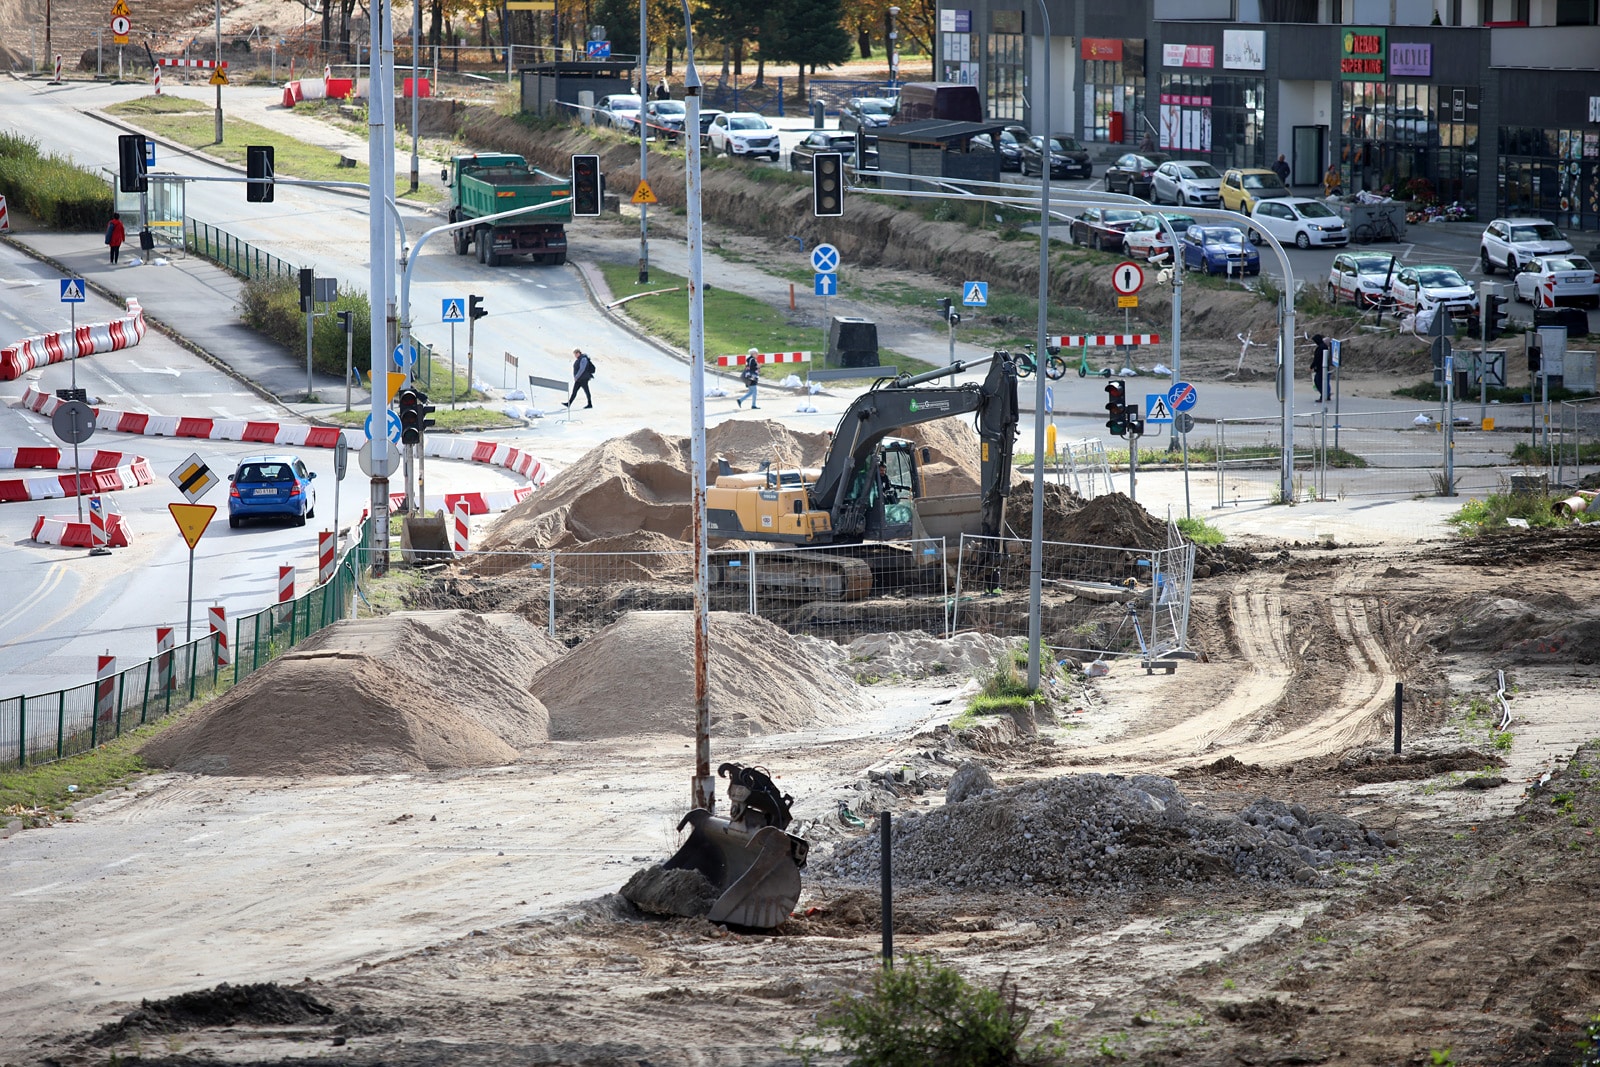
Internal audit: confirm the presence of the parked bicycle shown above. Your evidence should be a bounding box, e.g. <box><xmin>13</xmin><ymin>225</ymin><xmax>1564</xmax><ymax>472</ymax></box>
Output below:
<box><xmin>1014</xmin><ymin>344</ymin><xmax>1068</xmax><ymax>381</ymax></box>
<box><xmin>1353</xmin><ymin>214</ymin><xmax>1399</xmax><ymax>244</ymax></box>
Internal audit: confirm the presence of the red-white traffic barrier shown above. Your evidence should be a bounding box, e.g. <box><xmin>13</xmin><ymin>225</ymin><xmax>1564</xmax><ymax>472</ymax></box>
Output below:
<box><xmin>0</xmin><ymin>298</ymin><xmax>147</xmax><ymax>381</ymax></box>
<box><xmin>157</xmin><ymin>58</ymin><xmax>229</xmax><ymax>68</ymax></box>
<box><xmin>388</xmin><ymin>487</ymin><xmax>534</xmax><ymax>516</ymax></box>
<box><xmin>156</xmin><ymin>627</ymin><xmax>175</xmax><ymax>693</ymax></box>
<box><xmin>0</xmin><ymin>194</ymin><xmax>11</xmax><ymax>234</ymax></box>
<box><xmin>318</xmin><ymin>531</ymin><xmax>335</xmax><ymax>584</ymax></box>
<box><xmin>30</xmin><ymin>511</ymin><xmax>130</xmax><ymax>548</ymax></box>
<box><xmin>88</xmin><ymin>496</ymin><xmax>109</xmax><ymax>548</ymax></box>
<box><xmin>19</xmin><ymin>388</ymin><xmax>551</xmax><ymax>490</ymax></box>
<box><xmin>208</xmin><ymin>604</ymin><xmax>229</xmax><ymax>667</ymax></box>
<box><xmin>1053</xmin><ymin>334</ymin><xmax>1162</xmax><ymax>347</ymax></box>
<box><xmin>278</xmin><ymin>564</ymin><xmax>295</xmax><ymax>604</ymax></box>
<box><xmin>451</xmin><ymin>500</ymin><xmax>470</xmax><ymax>555</ymax></box>
<box><xmin>716</xmin><ymin>350</ymin><xmax>811</xmax><ymax>367</ymax></box>
<box><xmin>95</xmin><ymin>653</ymin><xmax>116</xmax><ymax>724</ymax></box>
<box><xmin>0</xmin><ymin>448</ymin><xmax>154</xmax><ymax>503</ymax></box>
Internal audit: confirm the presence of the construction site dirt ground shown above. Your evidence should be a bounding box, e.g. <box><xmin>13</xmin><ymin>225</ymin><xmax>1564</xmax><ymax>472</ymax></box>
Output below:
<box><xmin>3</xmin><ymin>520</ymin><xmax>1598</xmax><ymax>1067</ymax></box>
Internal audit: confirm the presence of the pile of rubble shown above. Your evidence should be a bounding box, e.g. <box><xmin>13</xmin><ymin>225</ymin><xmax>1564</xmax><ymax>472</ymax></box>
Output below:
<box><xmin>815</xmin><ymin>772</ymin><xmax>1393</xmax><ymax>894</ymax></box>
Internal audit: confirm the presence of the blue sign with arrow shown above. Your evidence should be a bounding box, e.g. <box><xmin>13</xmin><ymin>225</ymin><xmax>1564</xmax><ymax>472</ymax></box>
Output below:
<box><xmin>365</xmin><ymin>410</ymin><xmax>403</xmax><ymax>444</ymax></box>
<box><xmin>815</xmin><ymin>272</ymin><xmax>838</xmax><ymax>296</ymax></box>
<box><xmin>392</xmin><ymin>341</ymin><xmax>418</xmax><ymax>370</ymax></box>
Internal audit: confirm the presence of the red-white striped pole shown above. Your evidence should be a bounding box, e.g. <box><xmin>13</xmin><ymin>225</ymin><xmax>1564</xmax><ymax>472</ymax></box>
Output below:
<box><xmin>451</xmin><ymin>501</ymin><xmax>470</xmax><ymax>555</ymax></box>
<box><xmin>88</xmin><ymin>496</ymin><xmax>107</xmax><ymax>549</ymax></box>
<box><xmin>156</xmin><ymin>627</ymin><xmax>175</xmax><ymax>693</ymax></box>
<box><xmin>278</xmin><ymin>564</ymin><xmax>295</xmax><ymax>604</ymax></box>
<box><xmin>95</xmin><ymin>652</ymin><xmax>116</xmax><ymax>723</ymax></box>
<box><xmin>318</xmin><ymin>531</ymin><xmax>335</xmax><ymax>584</ymax></box>
<box><xmin>153</xmin><ymin>65</ymin><xmax>162</xmax><ymax>95</ymax></box>
<box><xmin>51</xmin><ymin>54</ymin><xmax>62</xmax><ymax>84</ymax></box>
<box><xmin>208</xmin><ymin>604</ymin><xmax>229</xmax><ymax>667</ymax></box>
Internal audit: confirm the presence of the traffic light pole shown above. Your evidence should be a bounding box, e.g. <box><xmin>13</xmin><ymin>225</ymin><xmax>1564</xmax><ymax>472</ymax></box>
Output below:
<box><xmin>1478</xmin><ymin>281</ymin><xmax>1492</xmax><ymax>425</ymax></box>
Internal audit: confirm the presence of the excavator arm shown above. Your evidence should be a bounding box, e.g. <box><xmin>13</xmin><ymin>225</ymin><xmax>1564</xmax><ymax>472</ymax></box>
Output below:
<box><xmin>810</xmin><ymin>354</ymin><xmax>1019</xmax><ymax>540</ymax></box>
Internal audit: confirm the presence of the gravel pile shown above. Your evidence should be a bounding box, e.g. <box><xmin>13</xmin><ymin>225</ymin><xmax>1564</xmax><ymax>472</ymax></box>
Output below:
<box><xmin>816</xmin><ymin>773</ymin><xmax>1391</xmax><ymax>894</ymax></box>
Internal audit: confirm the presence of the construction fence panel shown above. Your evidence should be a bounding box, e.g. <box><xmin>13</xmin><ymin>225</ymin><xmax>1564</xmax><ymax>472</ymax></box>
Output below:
<box><xmin>1057</xmin><ymin>437</ymin><xmax>1115</xmax><ymax>499</ymax></box>
<box><xmin>951</xmin><ymin>529</ymin><xmax>1195</xmax><ymax>661</ymax></box>
<box><xmin>1558</xmin><ymin>397</ymin><xmax>1600</xmax><ymax>487</ymax></box>
<box><xmin>1213</xmin><ymin>416</ymin><xmax>1320</xmax><ymax>507</ymax></box>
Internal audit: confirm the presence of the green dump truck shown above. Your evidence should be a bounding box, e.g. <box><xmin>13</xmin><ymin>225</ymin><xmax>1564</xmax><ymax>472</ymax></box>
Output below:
<box><xmin>445</xmin><ymin>153</ymin><xmax>572</xmax><ymax>266</ymax></box>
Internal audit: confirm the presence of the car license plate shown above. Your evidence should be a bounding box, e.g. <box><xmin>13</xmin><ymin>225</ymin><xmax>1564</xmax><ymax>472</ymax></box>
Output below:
<box><xmin>254</xmin><ymin>488</ymin><xmax>277</xmax><ymax>496</ymax></box>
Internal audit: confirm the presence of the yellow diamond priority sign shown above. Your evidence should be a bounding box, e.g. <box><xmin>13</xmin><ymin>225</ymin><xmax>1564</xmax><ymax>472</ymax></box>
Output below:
<box><xmin>168</xmin><ymin>503</ymin><xmax>216</xmax><ymax>549</ymax></box>
<box><xmin>631</xmin><ymin>180</ymin><xmax>658</xmax><ymax>205</ymax></box>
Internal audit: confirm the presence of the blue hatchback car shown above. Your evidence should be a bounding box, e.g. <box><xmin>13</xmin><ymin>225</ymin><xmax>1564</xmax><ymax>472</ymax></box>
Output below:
<box><xmin>1182</xmin><ymin>225</ymin><xmax>1261</xmax><ymax>276</ymax></box>
<box><xmin>228</xmin><ymin>454</ymin><xmax>316</xmax><ymax>528</ymax></box>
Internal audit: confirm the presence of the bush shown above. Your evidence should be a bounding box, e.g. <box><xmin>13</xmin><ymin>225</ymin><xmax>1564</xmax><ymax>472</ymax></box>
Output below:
<box><xmin>238</xmin><ymin>275</ymin><xmax>373</xmax><ymax>378</ymax></box>
<box><xmin>799</xmin><ymin>955</ymin><xmax>1062</xmax><ymax>1067</ymax></box>
<box><xmin>1446</xmin><ymin>492</ymin><xmax>1569</xmax><ymax>536</ymax></box>
<box><xmin>0</xmin><ymin>132</ymin><xmax>115</xmax><ymax>231</ymax></box>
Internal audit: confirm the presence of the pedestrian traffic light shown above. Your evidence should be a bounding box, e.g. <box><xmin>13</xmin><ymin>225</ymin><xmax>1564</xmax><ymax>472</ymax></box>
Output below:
<box><xmin>571</xmin><ymin>154</ymin><xmax>601</xmax><ymax>217</ymax></box>
<box><xmin>336</xmin><ymin>310</ymin><xmax>353</xmax><ymax>334</ymax></box>
<box><xmin>1482</xmin><ymin>293</ymin><xmax>1509</xmax><ymax>341</ymax></box>
<box><xmin>246</xmin><ymin>145</ymin><xmax>275</xmax><ymax>202</ymax></box>
<box><xmin>1125</xmin><ymin>408</ymin><xmax>1145</xmax><ymax>438</ymax></box>
<box><xmin>469</xmin><ymin>294</ymin><xmax>487</xmax><ymax>321</ymax></box>
<box><xmin>812</xmin><ymin>152</ymin><xmax>844</xmax><ymax>217</ymax></box>
<box><xmin>397</xmin><ymin>388</ymin><xmax>436</xmax><ymax>445</ymax></box>
<box><xmin>117</xmin><ymin>134</ymin><xmax>147</xmax><ymax>194</ymax></box>
<box><xmin>1105</xmin><ymin>378</ymin><xmax>1127</xmax><ymax>436</ymax></box>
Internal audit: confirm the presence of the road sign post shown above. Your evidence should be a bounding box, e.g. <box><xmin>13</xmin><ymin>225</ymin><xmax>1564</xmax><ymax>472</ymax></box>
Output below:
<box><xmin>333</xmin><ymin>434</ymin><xmax>348</xmax><ymax>546</ymax></box>
<box><xmin>52</xmin><ymin>398</ymin><xmax>95</xmax><ymax>522</ymax></box>
<box><xmin>168</xmin><ymin>503</ymin><xmax>216</xmax><ymax>642</ymax></box>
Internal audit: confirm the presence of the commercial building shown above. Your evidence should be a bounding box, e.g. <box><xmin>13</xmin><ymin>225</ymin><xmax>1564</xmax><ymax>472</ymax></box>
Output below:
<box><xmin>935</xmin><ymin>0</ymin><xmax>1600</xmax><ymax>231</ymax></box>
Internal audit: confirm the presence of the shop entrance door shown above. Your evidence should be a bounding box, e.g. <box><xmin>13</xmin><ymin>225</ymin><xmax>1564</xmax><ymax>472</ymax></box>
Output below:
<box><xmin>1292</xmin><ymin>126</ymin><xmax>1325</xmax><ymax>187</ymax></box>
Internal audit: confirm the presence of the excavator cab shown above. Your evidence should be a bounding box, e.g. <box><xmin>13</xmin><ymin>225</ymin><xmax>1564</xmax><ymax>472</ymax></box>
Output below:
<box><xmin>843</xmin><ymin>440</ymin><xmax>921</xmax><ymax>541</ymax></box>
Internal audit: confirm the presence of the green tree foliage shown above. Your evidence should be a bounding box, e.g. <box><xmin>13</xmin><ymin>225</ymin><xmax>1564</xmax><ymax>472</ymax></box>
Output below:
<box><xmin>762</xmin><ymin>0</ymin><xmax>852</xmax><ymax>95</ymax></box>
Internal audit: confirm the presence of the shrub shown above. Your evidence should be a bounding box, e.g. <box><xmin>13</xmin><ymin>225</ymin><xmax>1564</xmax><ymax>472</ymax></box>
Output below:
<box><xmin>237</xmin><ymin>275</ymin><xmax>373</xmax><ymax>378</ymax></box>
<box><xmin>800</xmin><ymin>955</ymin><xmax>1062</xmax><ymax>1067</ymax></box>
<box><xmin>0</xmin><ymin>132</ymin><xmax>115</xmax><ymax>231</ymax></box>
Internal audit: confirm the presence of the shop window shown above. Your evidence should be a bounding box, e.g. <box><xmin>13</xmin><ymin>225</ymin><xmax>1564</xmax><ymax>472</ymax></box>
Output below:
<box><xmin>1555</xmin><ymin>0</ymin><xmax>1597</xmax><ymax>24</ymax></box>
<box><xmin>986</xmin><ymin>34</ymin><xmax>1025</xmax><ymax>123</ymax></box>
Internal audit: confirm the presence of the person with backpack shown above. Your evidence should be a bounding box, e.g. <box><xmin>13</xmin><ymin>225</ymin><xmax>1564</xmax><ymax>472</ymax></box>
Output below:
<box><xmin>737</xmin><ymin>348</ymin><xmax>760</xmax><ymax>409</ymax></box>
<box><xmin>564</xmin><ymin>348</ymin><xmax>596</xmax><ymax>408</ymax></box>
<box><xmin>104</xmin><ymin>215</ymin><xmax>125</xmax><ymax>264</ymax></box>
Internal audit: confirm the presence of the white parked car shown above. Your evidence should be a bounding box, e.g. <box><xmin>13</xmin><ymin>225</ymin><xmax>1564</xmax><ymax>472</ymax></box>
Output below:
<box><xmin>706</xmin><ymin>112</ymin><xmax>781</xmax><ymax>161</ymax></box>
<box><xmin>1150</xmin><ymin>160</ymin><xmax>1222</xmax><ymax>207</ymax></box>
<box><xmin>594</xmin><ymin>94</ymin><xmax>643</xmax><ymax>130</ymax></box>
<box><xmin>1389</xmin><ymin>264</ymin><xmax>1479</xmax><ymax>318</ymax></box>
<box><xmin>1246</xmin><ymin>197</ymin><xmax>1348</xmax><ymax>249</ymax></box>
<box><xmin>1479</xmin><ymin>217</ymin><xmax>1574</xmax><ymax>275</ymax></box>
<box><xmin>1121</xmin><ymin>213</ymin><xmax>1196</xmax><ymax>261</ymax></box>
<box><xmin>1512</xmin><ymin>255</ymin><xmax>1600</xmax><ymax>309</ymax></box>
<box><xmin>1326</xmin><ymin>251</ymin><xmax>1398</xmax><ymax>307</ymax></box>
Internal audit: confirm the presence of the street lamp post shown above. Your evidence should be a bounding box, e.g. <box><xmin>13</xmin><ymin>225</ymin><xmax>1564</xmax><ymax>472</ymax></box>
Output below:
<box><xmin>638</xmin><ymin>0</ymin><xmax>650</xmax><ymax>282</ymax></box>
<box><xmin>886</xmin><ymin>6</ymin><xmax>899</xmax><ymax>88</ymax></box>
<box><xmin>1025</xmin><ymin>0</ymin><xmax>1050</xmax><ymax>692</ymax></box>
<box><xmin>214</xmin><ymin>0</ymin><xmax>224</xmax><ymax>143</ymax></box>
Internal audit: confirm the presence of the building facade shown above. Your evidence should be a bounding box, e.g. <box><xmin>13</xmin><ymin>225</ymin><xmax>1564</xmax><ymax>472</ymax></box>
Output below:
<box><xmin>935</xmin><ymin>0</ymin><xmax>1600</xmax><ymax>231</ymax></box>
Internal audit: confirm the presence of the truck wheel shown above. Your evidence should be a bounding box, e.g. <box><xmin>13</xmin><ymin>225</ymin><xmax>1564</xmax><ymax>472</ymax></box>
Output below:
<box><xmin>552</xmin><ymin>252</ymin><xmax>568</xmax><ymax>266</ymax></box>
<box><xmin>453</xmin><ymin>228</ymin><xmax>467</xmax><ymax>255</ymax></box>
<box><xmin>477</xmin><ymin>233</ymin><xmax>488</xmax><ymax>265</ymax></box>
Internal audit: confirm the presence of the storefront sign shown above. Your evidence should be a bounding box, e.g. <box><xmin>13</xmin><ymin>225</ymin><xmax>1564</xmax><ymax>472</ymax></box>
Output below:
<box><xmin>1222</xmin><ymin>29</ymin><xmax>1264</xmax><ymax>70</ymax></box>
<box><xmin>1082</xmin><ymin>38</ymin><xmax>1123</xmax><ymax>62</ymax></box>
<box><xmin>1589</xmin><ymin>96</ymin><xmax>1600</xmax><ymax>122</ymax></box>
<box><xmin>1162</xmin><ymin>43</ymin><xmax>1215</xmax><ymax>68</ymax></box>
<box><xmin>939</xmin><ymin>9</ymin><xmax>973</xmax><ymax>33</ymax></box>
<box><xmin>1159</xmin><ymin>93</ymin><xmax>1213</xmax><ymax>107</ymax></box>
<box><xmin>1341</xmin><ymin>27</ymin><xmax>1386</xmax><ymax>80</ymax></box>
<box><xmin>1390</xmin><ymin>42</ymin><xmax>1431</xmax><ymax>77</ymax></box>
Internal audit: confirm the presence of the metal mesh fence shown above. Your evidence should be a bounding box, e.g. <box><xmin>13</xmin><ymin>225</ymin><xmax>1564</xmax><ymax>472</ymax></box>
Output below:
<box><xmin>186</xmin><ymin>220</ymin><xmax>299</xmax><ymax>281</ymax></box>
<box><xmin>951</xmin><ymin>531</ymin><xmax>1194</xmax><ymax>661</ymax></box>
<box><xmin>1558</xmin><ymin>397</ymin><xmax>1600</xmax><ymax>488</ymax></box>
<box><xmin>1056</xmin><ymin>437</ymin><xmax>1115</xmax><ymax>499</ymax></box>
<box><xmin>0</xmin><ymin>523</ymin><xmax>369</xmax><ymax>769</ymax></box>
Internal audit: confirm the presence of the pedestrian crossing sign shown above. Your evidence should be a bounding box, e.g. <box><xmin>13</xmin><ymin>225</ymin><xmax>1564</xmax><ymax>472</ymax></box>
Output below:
<box><xmin>441</xmin><ymin>298</ymin><xmax>465</xmax><ymax>322</ymax></box>
<box><xmin>59</xmin><ymin>278</ymin><xmax>86</xmax><ymax>302</ymax></box>
<box><xmin>962</xmin><ymin>281</ymin><xmax>988</xmax><ymax>306</ymax></box>
<box><xmin>1144</xmin><ymin>394</ymin><xmax>1174</xmax><ymax>423</ymax></box>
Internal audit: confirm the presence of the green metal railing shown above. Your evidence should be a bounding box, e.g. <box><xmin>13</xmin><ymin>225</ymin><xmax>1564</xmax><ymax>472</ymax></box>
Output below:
<box><xmin>186</xmin><ymin>219</ymin><xmax>300</xmax><ymax>281</ymax></box>
<box><xmin>0</xmin><ymin>521</ymin><xmax>370</xmax><ymax>770</ymax></box>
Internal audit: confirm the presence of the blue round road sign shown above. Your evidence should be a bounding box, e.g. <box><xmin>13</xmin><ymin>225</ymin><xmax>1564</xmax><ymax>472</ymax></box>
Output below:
<box><xmin>1167</xmin><ymin>380</ymin><xmax>1198</xmax><ymax>412</ymax></box>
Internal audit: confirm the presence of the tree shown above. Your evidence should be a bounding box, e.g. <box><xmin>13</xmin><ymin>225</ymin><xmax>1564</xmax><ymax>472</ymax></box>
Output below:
<box><xmin>762</xmin><ymin>0</ymin><xmax>850</xmax><ymax>96</ymax></box>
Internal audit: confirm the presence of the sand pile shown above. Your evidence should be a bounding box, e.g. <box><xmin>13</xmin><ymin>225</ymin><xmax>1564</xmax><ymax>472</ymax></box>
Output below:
<box><xmin>817</xmin><ymin>774</ymin><xmax>1392</xmax><ymax>895</ymax></box>
<box><xmin>530</xmin><ymin>610</ymin><xmax>870</xmax><ymax>739</ymax></box>
<box><xmin>842</xmin><ymin>631</ymin><xmax>1013</xmax><ymax>681</ymax></box>
<box><xmin>1005</xmin><ymin>484</ymin><xmax>1169</xmax><ymax>548</ymax></box>
<box><xmin>142</xmin><ymin>611</ymin><xmax>561</xmax><ymax>776</ymax></box>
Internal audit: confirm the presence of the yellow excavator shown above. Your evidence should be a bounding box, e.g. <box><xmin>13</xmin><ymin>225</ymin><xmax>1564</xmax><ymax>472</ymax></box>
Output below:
<box><xmin>706</xmin><ymin>352</ymin><xmax>1020</xmax><ymax>600</ymax></box>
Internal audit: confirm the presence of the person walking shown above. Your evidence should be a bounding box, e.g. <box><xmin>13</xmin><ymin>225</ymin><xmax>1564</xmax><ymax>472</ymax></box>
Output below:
<box><xmin>737</xmin><ymin>348</ymin><xmax>760</xmax><ymax>409</ymax></box>
<box><xmin>1272</xmin><ymin>153</ymin><xmax>1291</xmax><ymax>184</ymax></box>
<box><xmin>104</xmin><ymin>215</ymin><xmax>125</xmax><ymax>264</ymax></box>
<box><xmin>1310</xmin><ymin>333</ymin><xmax>1330</xmax><ymax>402</ymax></box>
<box><xmin>563</xmin><ymin>348</ymin><xmax>595</xmax><ymax>408</ymax></box>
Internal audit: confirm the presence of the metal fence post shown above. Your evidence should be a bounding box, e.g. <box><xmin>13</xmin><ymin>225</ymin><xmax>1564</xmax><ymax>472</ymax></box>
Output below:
<box><xmin>141</xmin><ymin>662</ymin><xmax>151</xmax><ymax>724</ymax></box>
<box><xmin>951</xmin><ymin>534</ymin><xmax>967</xmax><ymax>634</ymax></box>
<box><xmin>547</xmin><ymin>550</ymin><xmax>557</xmax><ymax>638</ymax></box>
<box><xmin>17</xmin><ymin>695</ymin><xmax>25</xmax><ymax>768</ymax></box>
<box><xmin>115</xmin><ymin>671</ymin><xmax>126</xmax><ymax>738</ymax></box>
<box><xmin>1215</xmin><ymin>418</ymin><xmax>1226</xmax><ymax>509</ymax></box>
<box><xmin>747</xmin><ymin>548</ymin><xmax>757</xmax><ymax>616</ymax></box>
<box><xmin>57</xmin><ymin>691</ymin><xmax>65</xmax><ymax>760</ymax></box>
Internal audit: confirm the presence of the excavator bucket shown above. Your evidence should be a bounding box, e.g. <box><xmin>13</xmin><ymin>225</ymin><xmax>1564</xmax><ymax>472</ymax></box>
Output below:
<box><xmin>658</xmin><ymin>763</ymin><xmax>809</xmax><ymax>930</ymax></box>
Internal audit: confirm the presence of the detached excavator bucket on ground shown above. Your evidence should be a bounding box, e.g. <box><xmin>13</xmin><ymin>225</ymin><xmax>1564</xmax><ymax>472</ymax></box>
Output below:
<box><xmin>661</xmin><ymin>763</ymin><xmax>809</xmax><ymax>930</ymax></box>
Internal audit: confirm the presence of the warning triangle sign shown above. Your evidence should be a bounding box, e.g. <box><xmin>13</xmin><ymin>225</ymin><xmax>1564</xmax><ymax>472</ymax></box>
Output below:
<box><xmin>111</xmin><ymin>0</ymin><xmax>129</xmax><ymax>14</ymax></box>
<box><xmin>61</xmin><ymin>280</ymin><xmax>84</xmax><ymax>301</ymax></box>
<box><xmin>209</xmin><ymin>68</ymin><xmax>228</xmax><ymax>86</ymax></box>
<box><xmin>443</xmin><ymin>300</ymin><xmax>463</xmax><ymax>321</ymax></box>
<box><xmin>169</xmin><ymin>503</ymin><xmax>216</xmax><ymax>550</ymax></box>
<box><xmin>631</xmin><ymin>180</ymin><xmax>658</xmax><ymax>205</ymax></box>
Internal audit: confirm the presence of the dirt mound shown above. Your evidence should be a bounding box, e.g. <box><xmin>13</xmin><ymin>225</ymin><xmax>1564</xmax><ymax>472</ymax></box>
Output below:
<box><xmin>530</xmin><ymin>611</ymin><xmax>869</xmax><ymax>739</ymax></box>
<box><xmin>842</xmin><ymin>631</ymin><xmax>1012</xmax><ymax>681</ymax></box>
<box><xmin>89</xmin><ymin>983</ymin><xmax>333</xmax><ymax>1044</ymax></box>
<box><xmin>142</xmin><ymin>611</ymin><xmax>557</xmax><ymax>775</ymax></box>
<box><xmin>818</xmin><ymin>773</ymin><xmax>1391</xmax><ymax>894</ymax></box>
<box><xmin>1006</xmin><ymin>484</ymin><xmax>1169</xmax><ymax>548</ymax></box>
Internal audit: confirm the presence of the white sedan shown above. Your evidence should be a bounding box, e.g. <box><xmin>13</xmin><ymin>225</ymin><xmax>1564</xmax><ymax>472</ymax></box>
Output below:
<box><xmin>1389</xmin><ymin>264</ymin><xmax>1478</xmax><ymax>318</ymax></box>
<box><xmin>705</xmin><ymin>112</ymin><xmax>782</xmax><ymax>161</ymax></box>
<box><xmin>1326</xmin><ymin>251</ymin><xmax>1398</xmax><ymax>307</ymax></box>
<box><xmin>1121</xmin><ymin>213</ymin><xmax>1196</xmax><ymax>261</ymax></box>
<box><xmin>1246</xmin><ymin>197</ymin><xmax>1348</xmax><ymax>249</ymax></box>
<box><xmin>1512</xmin><ymin>255</ymin><xmax>1600</xmax><ymax>309</ymax></box>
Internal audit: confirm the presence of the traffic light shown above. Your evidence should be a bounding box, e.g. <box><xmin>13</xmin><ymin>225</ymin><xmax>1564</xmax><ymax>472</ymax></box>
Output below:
<box><xmin>397</xmin><ymin>388</ymin><xmax>436</xmax><ymax>445</ymax></box>
<box><xmin>939</xmin><ymin>297</ymin><xmax>951</xmax><ymax>319</ymax></box>
<box><xmin>571</xmin><ymin>154</ymin><xmax>601</xmax><ymax>217</ymax></box>
<box><xmin>1105</xmin><ymin>378</ymin><xmax>1127</xmax><ymax>436</ymax></box>
<box><xmin>298</xmin><ymin>267</ymin><xmax>314</xmax><ymax>312</ymax></box>
<box><xmin>469</xmin><ymin>294</ymin><xmax>487</xmax><ymax>321</ymax></box>
<box><xmin>813</xmin><ymin>152</ymin><xmax>844</xmax><ymax>217</ymax></box>
<box><xmin>246</xmin><ymin>145</ymin><xmax>275</xmax><ymax>202</ymax></box>
<box><xmin>1483</xmin><ymin>293</ymin><xmax>1509</xmax><ymax>341</ymax></box>
<box><xmin>336</xmin><ymin>310</ymin><xmax>353</xmax><ymax>334</ymax></box>
<box><xmin>117</xmin><ymin>134</ymin><xmax>147</xmax><ymax>194</ymax></box>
